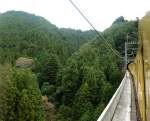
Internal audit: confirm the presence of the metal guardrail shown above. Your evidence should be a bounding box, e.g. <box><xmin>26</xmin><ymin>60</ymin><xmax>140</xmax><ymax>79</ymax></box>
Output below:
<box><xmin>97</xmin><ymin>72</ymin><xmax>129</xmax><ymax>121</ymax></box>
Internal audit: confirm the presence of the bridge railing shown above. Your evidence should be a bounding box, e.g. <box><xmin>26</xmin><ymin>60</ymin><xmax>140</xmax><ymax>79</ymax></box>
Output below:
<box><xmin>97</xmin><ymin>72</ymin><xmax>128</xmax><ymax>121</ymax></box>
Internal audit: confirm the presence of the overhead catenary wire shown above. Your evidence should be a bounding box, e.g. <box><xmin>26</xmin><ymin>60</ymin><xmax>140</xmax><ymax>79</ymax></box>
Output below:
<box><xmin>68</xmin><ymin>0</ymin><xmax>124</xmax><ymax>59</ymax></box>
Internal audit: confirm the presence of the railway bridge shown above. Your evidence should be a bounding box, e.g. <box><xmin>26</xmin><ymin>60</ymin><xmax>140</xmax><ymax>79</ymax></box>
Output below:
<box><xmin>97</xmin><ymin>12</ymin><xmax>150</xmax><ymax>121</ymax></box>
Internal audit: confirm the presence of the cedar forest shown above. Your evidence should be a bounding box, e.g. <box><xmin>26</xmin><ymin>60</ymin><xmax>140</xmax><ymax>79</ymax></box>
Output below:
<box><xmin>0</xmin><ymin>11</ymin><xmax>138</xmax><ymax>121</ymax></box>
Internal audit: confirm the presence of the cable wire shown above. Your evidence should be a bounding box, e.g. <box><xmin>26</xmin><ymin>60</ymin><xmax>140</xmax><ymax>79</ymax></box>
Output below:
<box><xmin>68</xmin><ymin>0</ymin><xmax>124</xmax><ymax>59</ymax></box>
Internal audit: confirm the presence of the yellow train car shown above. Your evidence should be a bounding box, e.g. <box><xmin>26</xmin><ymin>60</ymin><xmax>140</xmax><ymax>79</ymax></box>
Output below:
<box><xmin>129</xmin><ymin>12</ymin><xmax>150</xmax><ymax>121</ymax></box>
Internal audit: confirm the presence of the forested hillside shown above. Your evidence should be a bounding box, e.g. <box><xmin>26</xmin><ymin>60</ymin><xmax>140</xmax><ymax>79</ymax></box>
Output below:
<box><xmin>0</xmin><ymin>11</ymin><xmax>96</xmax><ymax>64</ymax></box>
<box><xmin>0</xmin><ymin>11</ymin><xmax>137</xmax><ymax>121</ymax></box>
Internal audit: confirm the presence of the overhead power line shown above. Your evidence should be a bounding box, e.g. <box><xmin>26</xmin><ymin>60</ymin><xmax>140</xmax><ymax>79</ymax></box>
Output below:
<box><xmin>68</xmin><ymin>0</ymin><xmax>124</xmax><ymax>59</ymax></box>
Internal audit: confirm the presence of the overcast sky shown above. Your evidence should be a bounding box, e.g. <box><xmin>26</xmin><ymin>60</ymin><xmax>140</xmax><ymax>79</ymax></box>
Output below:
<box><xmin>0</xmin><ymin>0</ymin><xmax>150</xmax><ymax>31</ymax></box>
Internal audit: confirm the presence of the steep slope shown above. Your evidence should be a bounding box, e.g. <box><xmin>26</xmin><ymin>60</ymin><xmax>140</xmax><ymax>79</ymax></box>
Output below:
<box><xmin>54</xmin><ymin>37</ymin><xmax>123</xmax><ymax>121</ymax></box>
<box><xmin>0</xmin><ymin>11</ymin><xmax>97</xmax><ymax>64</ymax></box>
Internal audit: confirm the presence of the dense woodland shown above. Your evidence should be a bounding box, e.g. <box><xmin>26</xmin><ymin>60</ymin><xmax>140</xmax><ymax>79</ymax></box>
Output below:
<box><xmin>0</xmin><ymin>11</ymin><xmax>137</xmax><ymax>121</ymax></box>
